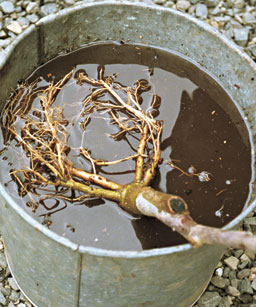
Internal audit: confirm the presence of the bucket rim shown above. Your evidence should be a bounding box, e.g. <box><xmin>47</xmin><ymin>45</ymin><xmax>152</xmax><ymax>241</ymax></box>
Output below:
<box><xmin>1</xmin><ymin>0</ymin><xmax>256</xmax><ymax>258</ymax></box>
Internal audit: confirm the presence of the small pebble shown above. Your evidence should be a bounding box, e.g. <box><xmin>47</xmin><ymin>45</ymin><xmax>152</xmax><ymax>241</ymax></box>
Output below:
<box><xmin>241</xmin><ymin>253</ymin><xmax>251</xmax><ymax>262</ymax></box>
<box><xmin>8</xmin><ymin>277</ymin><xmax>19</xmax><ymax>291</ymax></box>
<box><xmin>223</xmin><ymin>266</ymin><xmax>231</xmax><ymax>277</ymax></box>
<box><xmin>6</xmin><ymin>21</ymin><xmax>22</xmax><ymax>34</ymax></box>
<box><xmin>237</xmin><ymin>268</ymin><xmax>251</xmax><ymax>279</ymax></box>
<box><xmin>230</xmin><ymin>278</ymin><xmax>239</xmax><ymax>288</ymax></box>
<box><xmin>224</xmin><ymin>256</ymin><xmax>239</xmax><ymax>270</ymax></box>
<box><xmin>239</xmin><ymin>277</ymin><xmax>254</xmax><ymax>294</ymax></box>
<box><xmin>1</xmin><ymin>286</ymin><xmax>10</xmax><ymax>297</ymax></box>
<box><xmin>215</xmin><ymin>267</ymin><xmax>223</xmax><ymax>276</ymax></box>
<box><xmin>219</xmin><ymin>296</ymin><xmax>232</xmax><ymax>307</ymax></box>
<box><xmin>204</xmin><ymin>0</ymin><xmax>220</xmax><ymax>8</ymax></box>
<box><xmin>251</xmin><ymin>277</ymin><xmax>256</xmax><ymax>290</ymax></box>
<box><xmin>242</xmin><ymin>12</ymin><xmax>256</xmax><ymax>24</ymax></box>
<box><xmin>226</xmin><ymin>285</ymin><xmax>240</xmax><ymax>297</ymax></box>
<box><xmin>17</xmin><ymin>17</ymin><xmax>30</xmax><ymax>29</ymax></box>
<box><xmin>240</xmin><ymin>293</ymin><xmax>253</xmax><ymax>303</ymax></box>
<box><xmin>0</xmin><ymin>1</ymin><xmax>15</xmax><ymax>14</ymax></box>
<box><xmin>0</xmin><ymin>292</ymin><xmax>6</xmax><ymax>305</ymax></box>
<box><xmin>9</xmin><ymin>289</ymin><xmax>20</xmax><ymax>302</ymax></box>
<box><xmin>26</xmin><ymin>2</ymin><xmax>39</xmax><ymax>14</ymax></box>
<box><xmin>176</xmin><ymin>0</ymin><xmax>191</xmax><ymax>11</ymax></box>
<box><xmin>239</xmin><ymin>260</ymin><xmax>250</xmax><ymax>269</ymax></box>
<box><xmin>196</xmin><ymin>3</ymin><xmax>208</xmax><ymax>19</ymax></box>
<box><xmin>211</xmin><ymin>276</ymin><xmax>226</xmax><ymax>288</ymax></box>
<box><xmin>0</xmin><ymin>30</ymin><xmax>7</xmax><ymax>38</ymax></box>
<box><xmin>234</xmin><ymin>26</ymin><xmax>250</xmax><ymax>46</ymax></box>
<box><xmin>26</xmin><ymin>14</ymin><xmax>39</xmax><ymax>24</ymax></box>
<box><xmin>197</xmin><ymin>291</ymin><xmax>222</xmax><ymax>307</ymax></box>
<box><xmin>0</xmin><ymin>253</ymin><xmax>7</xmax><ymax>269</ymax></box>
<box><xmin>233</xmin><ymin>249</ymin><xmax>244</xmax><ymax>258</ymax></box>
<box><xmin>234</xmin><ymin>0</ymin><xmax>245</xmax><ymax>9</ymax></box>
<box><xmin>40</xmin><ymin>3</ymin><xmax>58</xmax><ymax>17</ymax></box>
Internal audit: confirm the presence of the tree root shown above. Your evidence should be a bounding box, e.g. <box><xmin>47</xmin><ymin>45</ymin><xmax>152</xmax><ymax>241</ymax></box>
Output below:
<box><xmin>2</xmin><ymin>68</ymin><xmax>256</xmax><ymax>254</ymax></box>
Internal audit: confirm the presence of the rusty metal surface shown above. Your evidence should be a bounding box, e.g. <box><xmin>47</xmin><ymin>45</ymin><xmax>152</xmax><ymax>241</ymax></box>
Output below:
<box><xmin>0</xmin><ymin>2</ymin><xmax>255</xmax><ymax>306</ymax></box>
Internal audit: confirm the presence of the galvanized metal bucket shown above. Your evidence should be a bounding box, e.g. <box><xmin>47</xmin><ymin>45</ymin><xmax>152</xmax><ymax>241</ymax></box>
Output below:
<box><xmin>0</xmin><ymin>2</ymin><xmax>256</xmax><ymax>306</ymax></box>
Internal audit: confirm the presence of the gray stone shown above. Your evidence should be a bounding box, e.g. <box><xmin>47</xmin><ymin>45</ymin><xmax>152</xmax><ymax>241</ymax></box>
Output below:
<box><xmin>40</xmin><ymin>3</ymin><xmax>58</xmax><ymax>16</ymax></box>
<box><xmin>226</xmin><ymin>285</ymin><xmax>240</xmax><ymax>297</ymax></box>
<box><xmin>234</xmin><ymin>27</ymin><xmax>250</xmax><ymax>46</ymax></box>
<box><xmin>226</xmin><ymin>8</ymin><xmax>234</xmax><ymax>16</ymax></box>
<box><xmin>17</xmin><ymin>17</ymin><xmax>30</xmax><ymax>29</ymax></box>
<box><xmin>230</xmin><ymin>278</ymin><xmax>239</xmax><ymax>288</ymax></box>
<box><xmin>210</xmin><ymin>6</ymin><xmax>221</xmax><ymax>15</ymax></box>
<box><xmin>239</xmin><ymin>260</ymin><xmax>250</xmax><ymax>269</ymax></box>
<box><xmin>241</xmin><ymin>254</ymin><xmax>251</xmax><ymax>262</ymax></box>
<box><xmin>219</xmin><ymin>296</ymin><xmax>231</xmax><ymax>307</ymax></box>
<box><xmin>211</xmin><ymin>276</ymin><xmax>226</xmax><ymax>288</ymax></box>
<box><xmin>204</xmin><ymin>0</ymin><xmax>219</xmax><ymax>7</ymax></box>
<box><xmin>8</xmin><ymin>303</ymin><xmax>15</xmax><ymax>307</ymax></box>
<box><xmin>214</xmin><ymin>16</ymin><xmax>231</xmax><ymax>23</ymax></box>
<box><xmin>17</xmin><ymin>11</ymin><xmax>26</xmax><ymax>17</ymax></box>
<box><xmin>0</xmin><ymin>1</ymin><xmax>15</xmax><ymax>14</ymax></box>
<box><xmin>240</xmin><ymin>293</ymin><xmax>253</xmax><ymax>303</ymax></box>
<box><xmin>176</xmin><ymin>0</ymin><xmax>190</xmax><ymax>11</ymax></box>
<box><xmin>242</xmin><ymin>12</ymin><xmax>256</xmax><ymax>24</ymax></box>
<box><xmin>239</xmin><ymin>278</ymin><xmax>254</xmax><ymax>294</ymax></box>
<box><xmin>0</xmin><ymin>30</ymin><xmax>6</xmax><ymax>38</ymax></box>
<box><xmin>17</xmin><ymin>303</ymin><xmax>26</xmax><ymax>307</ymax></box>
<box><xmin>252</xmin><ymin>277</ymin><xmax>256</xmax><ymax>290</ymax></box>
<box><xmin>5</xmin><ymin>266</ymin><xmax>11</xmax><ymax>278</ymax></box>
<box><xmin>207</xmin><ymin>285</ymin><xmax>217</xmax><ymax>291</ymax></box>
<box><xmin>0</xmin><ymin>292</ymin><xmax>6</xmax><ymax>305</ymax></box>
<box><xmin>234</xmin><ymin>0</ymin><xmax>245</xmax><ymax>9</ymax></box>
<box><xmin>7</xmin><ymin>30</ymin><xmax>17</xmax><ymax>41</ymax></box>
<box><xmin>9</xmin><ymin>289</ymin><xmax>20</xmax><ymax>302</ymax></box>
<box><xmin>195</xmin><ymin>3</ymin><xmax>208</xmax><ymax>19</ymax></box>
<box><xmin>230</xmin><ymin>19</ymin><xmax>243</xmax><ymax>28</ymax></box>
<box><xmin>225</xmin><ymin>256</ymin><xmax>239</xmax><ymax>270</ymax></box>
<box><xmin>4</xmin><ymin>17</ymin><xmax>13</xmax><ymax>27</ymax></box>
<box><xmin>237</xmin><ymin>268</ymin><xmax>251</xmax><ymax>279</ymax></box>
<box><xmin>233</xmin><ymin>249</ymin><xmax>244</xmax><ymax>258</ymax></box>
<box><xmin>0</xmin><ymin>253</ymin><xmax>7</xmax><ymax>268</ymax></box>
<box><xmin>225</xmin><ymin>278</ymin><xmax>230</xmax><ymax>286</ymax></box>
<box><xmin>26</xmin><ymin>2</ymin><xmax>39</xmax><ymax>14</ymax></box>
<box><xmin>244</xmin><ymin>217</ymin><xmax>256</xmax><ymax>225</ymax></box>
<box><xmin>15</xmin><ymin>6</ymin><xmax>22</xmax><ymax>13</ymax></box>
<box><xmin>223</xmin><ymin>266</ymin><xmax>230</xmax><ymax>277</ymax></box>
<box><xmin>6</xmin><ymin>20</ymin><xmax>22</xmax><ymax>34</ymax></box>
<box><xmin>1</xmin><ymin>286</ymin><xmax>10</xmax><ymax>296</ymax></box>
<box><xmin>164</xmin><ymin>0</ymin><xmax>175</xmax><ymax>8</ymax></box>
<box><xmin>188</xmin><ymin>5</ymin><xmax>196</xmax><ymax>14</ymax></box>
<box><xmin>190</xmin><ymin>0</ymin><xmax>200</xmax><ymax>3</ymax></box>
<box><xmin>198</xmin><ymin>291</ymin><xmax>222</xmax><ymax>307</ymax></box>
<box><xmin>26</xmin><ymin>14</ymin><xmax>39</xmax><ymax>23</ymax></box>
<box><xmin>8</xmin><ymin>277</ymin><xmax>19</xmax><ymax>291</ymax></box>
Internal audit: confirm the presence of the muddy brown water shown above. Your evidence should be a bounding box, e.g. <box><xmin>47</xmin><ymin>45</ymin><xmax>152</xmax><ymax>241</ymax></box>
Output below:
<box><xmin>0</xmin><ymin>42</ymin><xmax>253</xmax><ymax>250</ymax></box>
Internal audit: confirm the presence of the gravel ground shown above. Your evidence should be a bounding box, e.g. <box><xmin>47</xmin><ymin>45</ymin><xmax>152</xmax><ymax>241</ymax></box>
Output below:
<box><xmin>0</xmin><ymin>0</ymin><xmax>256</xmax><ymax>306</ymax></box>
